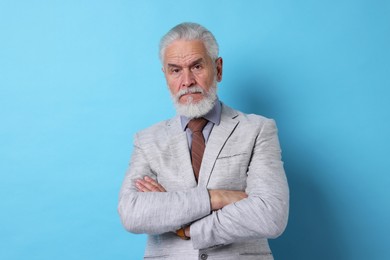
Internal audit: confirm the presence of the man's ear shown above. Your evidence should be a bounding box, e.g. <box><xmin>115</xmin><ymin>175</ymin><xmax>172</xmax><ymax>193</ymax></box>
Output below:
<box><xmin>216</xmin><ymin>57</ymin><xmax>223</xmax><ymax>82</ymax></box>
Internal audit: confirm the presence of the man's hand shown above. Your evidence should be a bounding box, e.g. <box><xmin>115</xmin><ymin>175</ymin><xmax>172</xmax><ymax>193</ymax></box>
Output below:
<box><xmin>209</xmin><ymin>190</ymin><xmax>248</xmax><ymax>211</ymax></box>
<box><xmin>135</xmin><ymin>176</ymin><xmax>166</xmax><ymax>192</ymax></box>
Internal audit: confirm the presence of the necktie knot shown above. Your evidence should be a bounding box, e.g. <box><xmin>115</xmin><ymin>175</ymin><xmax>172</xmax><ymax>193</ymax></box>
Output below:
<box><xmin>188</xmin><ymin>118</ymin><xmax>208</xmax><ymax>133</ymax></box>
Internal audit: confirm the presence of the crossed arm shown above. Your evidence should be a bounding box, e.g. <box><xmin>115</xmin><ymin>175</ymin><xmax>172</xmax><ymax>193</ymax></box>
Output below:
<box><xmin>118</xmin><ymin>119</ymin><xmax>289</xmax><ymax>249</ymax></box>
<box><xmin>136</xmin><ymin>176</ymin><xmax>247</xmax><ymax>237</ymax></box>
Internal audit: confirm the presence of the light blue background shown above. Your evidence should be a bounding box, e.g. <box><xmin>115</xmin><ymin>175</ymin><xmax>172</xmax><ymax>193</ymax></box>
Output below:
<box><xmin>1</xmin><ymin>1</ymin><xmax>389</xmax><ymax>259</ymax></box>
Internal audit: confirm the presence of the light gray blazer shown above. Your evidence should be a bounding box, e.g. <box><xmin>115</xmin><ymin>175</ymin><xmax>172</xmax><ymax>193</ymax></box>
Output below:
<box><xmin>118</xmin><ymin>104</ymin><xmax>289</xmax><ymax>260</ymax></box>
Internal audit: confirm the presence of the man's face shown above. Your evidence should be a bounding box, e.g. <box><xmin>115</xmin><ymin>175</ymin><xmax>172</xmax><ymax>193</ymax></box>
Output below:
<box><xmin>162</xmin><ymin>40</ymin><xmax>222</xmax><ymax>106</ymax></box>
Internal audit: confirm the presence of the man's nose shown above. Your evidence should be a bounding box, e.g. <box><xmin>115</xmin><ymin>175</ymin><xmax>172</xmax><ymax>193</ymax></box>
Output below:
<box><xmin>181</xmin><ymin>69</ymin><xmax>195</xmax><ymax>87</ymax></box>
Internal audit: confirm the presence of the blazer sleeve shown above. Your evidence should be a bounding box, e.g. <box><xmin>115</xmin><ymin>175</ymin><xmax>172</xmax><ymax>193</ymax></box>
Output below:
<box><xmin>190</xmin><ymin>119</ymin><xmax>289</xmax><ymax>249</ymax></box>
<box><xmin>118</xmin><ymin>134</ymin><xmax>211</xmax><ymax>235</ymax></box>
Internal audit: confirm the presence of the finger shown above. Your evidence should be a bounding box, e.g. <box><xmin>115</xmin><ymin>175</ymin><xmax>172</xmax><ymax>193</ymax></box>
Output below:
<box><xmin>144</xmin><ymin>176</ymin><xmax>166</xmax><ymax>192</ymax></box>
<box><xmin>144</xmin><ymin>176</ymin><xmax>157</xmax><ymax>184</ymax></box>
<box><xmin>135</xmin><ymin>180</ymin><xmax>149</xmax><ymax>192</ymax></box>
<box><xmin>239</xmin><ymin>191</ymin><xmax>248</xmax><ymax>199</ymax></box>
<box><xmin>138</xmin><ymin>179</ymin><xmax>162</xmax><ymax>192</ymax></box>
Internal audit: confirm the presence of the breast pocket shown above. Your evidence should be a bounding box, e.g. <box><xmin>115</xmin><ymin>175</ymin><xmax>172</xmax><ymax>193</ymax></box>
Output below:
<box><xmin>208</xmin><ymin>152</ymin><xmax>250</xmax><ymax>190</ymax></box>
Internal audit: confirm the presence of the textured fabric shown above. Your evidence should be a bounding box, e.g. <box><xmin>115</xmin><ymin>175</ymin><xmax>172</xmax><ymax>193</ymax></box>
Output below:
<box><xmin>118</xmin><ymin>104</ymin><xmax>289</xmax><ymax>260</ymax></box>
<box><xmin>188</xmin><ymin>118</ymin><xmax>208</xmax><ymax>181</ymax></box>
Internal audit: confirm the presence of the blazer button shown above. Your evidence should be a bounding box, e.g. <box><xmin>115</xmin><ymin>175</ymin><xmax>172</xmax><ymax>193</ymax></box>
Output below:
<box><xmin>200</xmin><ymin>253</ymin><xmax>208</xmax><ymax>260</ymax></box>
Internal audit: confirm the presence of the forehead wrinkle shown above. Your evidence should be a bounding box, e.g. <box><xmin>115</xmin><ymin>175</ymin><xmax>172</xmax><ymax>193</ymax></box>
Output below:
<box><xmin>165</xmin><ymin>52</ymin><xmax>203</xmax><ymax>67</ymax></box>
<box><xmin>163</xmin><ymin>40</ymin><xmax>209</xmax><ymax>67</ymax></box>
<box><xmin>167</xmin><ymin>58</ymin><xmax>204</xmax><ymax>69</ymax></box>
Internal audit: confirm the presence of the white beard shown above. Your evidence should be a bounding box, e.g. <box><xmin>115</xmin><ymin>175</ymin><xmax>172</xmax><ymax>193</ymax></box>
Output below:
<box><xmin>171</xmin><ymin>82</ymin><xmax>218</xmax><ymax>119</ymax></box>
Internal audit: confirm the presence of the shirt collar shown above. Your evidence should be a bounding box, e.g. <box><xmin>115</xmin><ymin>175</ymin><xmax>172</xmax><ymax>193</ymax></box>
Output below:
<box><xmin>180</xmin><ymin>99</ymin><xmax>222</xmax><ymax>131</ymax></box>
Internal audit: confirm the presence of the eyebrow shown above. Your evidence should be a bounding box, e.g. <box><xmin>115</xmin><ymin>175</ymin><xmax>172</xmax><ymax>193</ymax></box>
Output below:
<box><xmin>167</xmin><ymin>58</ymin><xmax>204</xmax><ymax>69</ymax></box>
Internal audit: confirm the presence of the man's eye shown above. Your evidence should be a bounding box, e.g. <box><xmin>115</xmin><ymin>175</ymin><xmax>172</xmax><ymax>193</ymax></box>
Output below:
<box><xmin>171</xmin><ymin>68</ymin><xmax>180</xmax><ymax>74</ymax></box>
<box><xmin>192</xmin><ymin>64</ymin><xmax>202</xmax><ymax>70</ymax></box>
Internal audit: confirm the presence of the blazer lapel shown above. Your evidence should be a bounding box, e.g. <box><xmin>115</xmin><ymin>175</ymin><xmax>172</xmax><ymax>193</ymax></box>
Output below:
<box><xmin>166</xmin><ymin>116</ymin><xmax>198</xmax><ymax>188</ymax></box>
<box><xmin>198</xmin><ymin>105</ymin><xmax>239</xmax><ymax>187</ymax></box>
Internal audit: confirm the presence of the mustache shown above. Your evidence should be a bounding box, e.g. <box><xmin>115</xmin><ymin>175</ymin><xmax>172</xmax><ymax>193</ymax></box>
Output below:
<box><xmin>175</xmin><ymin>86</ymin><xmax>205</xmax><ymax>99</ymax></box>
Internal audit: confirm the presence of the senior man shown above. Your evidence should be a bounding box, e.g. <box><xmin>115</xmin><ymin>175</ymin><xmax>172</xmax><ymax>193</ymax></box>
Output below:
<box><xmin>118</xmin><ymin>22</ymin><xmax>289</xmax><ymax>260</ymax></box>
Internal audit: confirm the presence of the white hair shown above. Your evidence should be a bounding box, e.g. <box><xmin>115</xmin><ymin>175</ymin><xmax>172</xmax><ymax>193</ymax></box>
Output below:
<box><xmin>159</xmin><ymin>22</ymin><xmax>219</xmax><ymax>63</ymax></box>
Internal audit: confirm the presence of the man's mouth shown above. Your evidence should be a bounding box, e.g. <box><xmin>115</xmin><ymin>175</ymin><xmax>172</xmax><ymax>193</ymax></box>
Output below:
<box><xmin>180</xmin><ymin>92</ymin><xmax>202</xmax><ymax>98</ymax></box>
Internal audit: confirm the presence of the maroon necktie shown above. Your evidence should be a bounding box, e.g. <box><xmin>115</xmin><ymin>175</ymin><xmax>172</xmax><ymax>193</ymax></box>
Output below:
<box><xmin>187</xmin><ymin>118</ymin><xmax>208</xmax><ymax>181</ymax></box>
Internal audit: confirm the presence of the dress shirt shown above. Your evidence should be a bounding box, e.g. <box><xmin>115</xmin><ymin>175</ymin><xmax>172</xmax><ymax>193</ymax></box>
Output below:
<box><xmin>180</xmin><ymin>100</ymin><xmax>222</xmax><ymax>150</ymax></box>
